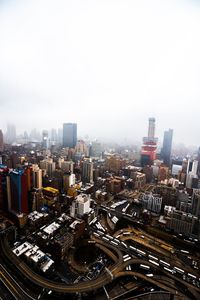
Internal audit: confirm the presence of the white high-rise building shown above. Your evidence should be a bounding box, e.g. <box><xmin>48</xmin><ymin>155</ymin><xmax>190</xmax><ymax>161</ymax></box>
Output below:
<box><xmin>185</xmin><ymin>160</ymin><xmax>199</xmax><ymax>189</ymax></box>
<box><xmin>63</xmin><ymin>173</ymin><xmax>76</xmax><ymax>190</ymax></box>
<box><xmin>70</xmin><ymin>194</ymin><xmax>91</xmax><ymax>217</ymax></box>
<box><xmin>192</xmin><ymin>160</ymin><xmax>198</xmax><ymax>176</ymax></box>
<box><xmin>58</xmin><ymin>157</ymin><xmax>65</xmax><ymax>168</ymax></box>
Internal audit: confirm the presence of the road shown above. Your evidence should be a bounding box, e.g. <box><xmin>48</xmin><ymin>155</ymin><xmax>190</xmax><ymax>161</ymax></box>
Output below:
<box><xmin>0</xmin><ymin>235</ymin><xmax>196</xmax><ymax>298</ymax></box>
<box><xmin>114</xmin><ymin>227</ymin><xmax>199</xmax><ymax>275</ymax></box>
<box><xmin>0</xmin><ymin>263</ymin><xmax>36</xmax><ymax>300</ymax></box>
<box><xmin>1</xmin><ymin>226</ymin><xmax>200</xmax><ymax>299</ymax></box>
<box><xmin>0</xmin><ymin>236</ymin><xmax>119</xmax><ymax>293</ymax></box>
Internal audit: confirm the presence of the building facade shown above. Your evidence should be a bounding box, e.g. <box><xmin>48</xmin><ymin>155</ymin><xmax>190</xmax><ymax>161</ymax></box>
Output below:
<box><xmin>63</xmin><ymin>123</ymin><xmax>77</xmax><ymax>148</ymax></box>
<box><xmin>161</xmin><ymin>129</ymin><xmax>173</xmax><ymax>166</ymax></box>
<box><xmin>141</xmin><ymin>118</ymin><xmax>158</xmax><ymax>166</ymax></box>
<box><xmin>82</xmin><ymin>159</ymin><xmax>93</xmax><ymax>183</ymax></box>
<box><xmin>7</xmin><ymin>169</ymin><xmax>29</xmax><ymax>214</ymax></box>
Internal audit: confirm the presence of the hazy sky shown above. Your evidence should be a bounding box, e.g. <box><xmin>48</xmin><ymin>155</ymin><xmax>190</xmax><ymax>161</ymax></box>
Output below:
<box><xmin>0</xmin><ymin>0</ymin><xmax>200</xmax><ymax>145</ymax></box>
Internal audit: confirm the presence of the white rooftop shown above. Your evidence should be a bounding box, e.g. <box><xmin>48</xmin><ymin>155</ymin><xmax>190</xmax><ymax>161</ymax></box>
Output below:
<box><xmin>25</xmin><ymin>245</ymin><xmax>54</xmax><ymax>272</ymax></box>
<box><xmin>58</xmin><ymin>213</ymin><xmax>71</xmax><ymax>223</ymax></box>
<box><xmin>43</xmin><ymin>222</ymin><xmax>60</xmax><ymax>235</ymax></box>
<box><xmin>13</xmin><ymin>242</ymin><xmax>33</xmax><ymax>257</ymax></box>
<box><xmin>28</xmin><ymin>210</ymin><xmax>45</xmax><ymax>221</ymax></box>
<box><xmin>41</xmin><ymin>258</ymin><xmax>54</xmax><ymax>272</ymax></box>
<box><xmin>70</xmin><ymin>220</ymin><xmax>82</xmax><ymax>229</ymax></box>
<box><xmin>112</xmin><ymin>216</ymin><xmax>119</xmax><ymax>224</ymax></box>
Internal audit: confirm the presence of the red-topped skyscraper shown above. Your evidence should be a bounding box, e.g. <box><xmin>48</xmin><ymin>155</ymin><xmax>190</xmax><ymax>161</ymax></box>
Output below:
<box><xmin>141</xmin><ymin>118</ymin><xmax>158</xmax><ymax>166</ymax></box>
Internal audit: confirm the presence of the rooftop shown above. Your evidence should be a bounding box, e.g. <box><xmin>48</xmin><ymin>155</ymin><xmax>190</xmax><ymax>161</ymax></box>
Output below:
<box><xmin>13</xmin><ymin>242</ymin><xmax>33</xmax><ymax>257</ymax></box>
<box><xmin>43</xmin><ymin>222</ymin><xmax>60</xmax><ymax>235</ymax></box>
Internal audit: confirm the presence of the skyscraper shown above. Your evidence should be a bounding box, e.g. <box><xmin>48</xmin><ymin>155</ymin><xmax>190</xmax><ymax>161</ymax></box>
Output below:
<box><xmin>161</xmin><ymin>129</ymin><xmax>173</xmax><ymax>166</ymax></box>
<box><xmin>63</xmin><ymin>123</ymin><xmax>77</xmax><ymax>148</ymax></box>
<box><xmin>141</xmin><ymin>118</ymin><xmax>158</xmax><ymax>166</ymax></box>
<box><xmin>0</xmin><ymin>130</ymin><xmax>4</xmax><ymax>152</ymax></box>
<box><xmin>7</xmin><ymin>169</ymin><xmax>29</xmax><ymax>214</ymax></box>
<box><xmin>186</xmin><ymin>160</ymin><xmax>199</xmax><ymax>189</ymax></box>
<box><xmin>32</xmin><ymin>164</ymin><xmax>43</xmax><ymax>189</ymax></box>
<box><xmin>90</xmin><ymin>141</ymin><xmax>102</xmax><ymax>158</ymax></box>
<box><xmin>42</xmin><ymin>130</ymin><xmax>49</xmax><ymax>149</ymax></box>
<box><xmin>192</xmin><ymin>191</ymin><xmax>200</xmax><ymax>217</ymax></box>
<box><xmin>192</xmin><ymin>160</ymin><xmax>198</xmax><ymax>175</ymax></box>
<box><xmin>57</xmin><ymin>128</ymin><xmax>63</xmax><ymax>144</ymax></box>
<box><xmin>6</xmin><ymin>124</ymin><xmax>16</xmax><ymax>144</ymax></box>
<box><xmin>50</xmin><ymin>128</ymin><xmax>57</xmax><ymax>145</ymax></box>
<box><xmin>82</xmin><ymin>159</ymin><xmax>93</xmax><ymax>183</ymax></box>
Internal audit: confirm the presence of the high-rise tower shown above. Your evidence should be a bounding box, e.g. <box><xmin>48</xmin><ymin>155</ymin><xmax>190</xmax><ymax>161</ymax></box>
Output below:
<box><xmin>82</xmin><ymin>159</ymin><xmax>93</xmax><ymax>183</ymax></box>
<box><xmin>42</xmin><ymin>130</ymin><xmax>49</xmax><ymax>149</ymax></box>
<box><xmin>7</xmin><ymin>169</ymin><xmax>29</xmax><ymax>214</ymax></box>
<box><xmin>63</xmin><ymin>123</ymin><xmax>77</xmax><ymax>148</ymax></box>
<box><xmin>6</xmin><ymin>124</ymin><xmax>16</xmax><ymax>144</ymax></box>
<box><xmin>141</xmin><ymin>118</ymin><xmax>158</xmax><ymax>166</ymax></box>
<box><xmin>161</xmin><ymin>129</ymin><xmax>173</xmax><ymax>166</ymax></box>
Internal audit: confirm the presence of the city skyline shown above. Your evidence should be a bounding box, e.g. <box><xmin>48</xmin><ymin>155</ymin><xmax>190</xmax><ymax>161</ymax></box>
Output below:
<box><xmin>0</xmin><ymin>120</ymin><xmax>197</xmax><ymax>153</ymax></box>
<box><xmin>1</xmin><ymin>1</ymin><xmax>200</xmax><ymax>299</ymax></box>
<box><xmin>0</xmin><ymin>0</ymin><xmax>200</xmax><ymax>146</ymax></box>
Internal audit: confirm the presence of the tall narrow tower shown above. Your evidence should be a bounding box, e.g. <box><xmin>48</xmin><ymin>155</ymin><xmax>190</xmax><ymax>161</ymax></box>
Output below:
<box><xmin>148</xmin><ymin>118</ymin><xmax>156</xmax><ymax>139</ymax></box>
<box><xmin>141</xmin><ymin>118</ymin><xmax>158</xmax><ymax>166</ymax></box>
<box><xmin>161</xmin><ymin>129</ymin><xmax>173</xmax><ymax>166</ymax></box>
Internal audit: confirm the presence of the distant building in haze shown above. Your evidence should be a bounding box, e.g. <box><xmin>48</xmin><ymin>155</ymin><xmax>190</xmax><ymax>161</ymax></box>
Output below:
<box><xmin>141</xmin><ymin>118</ymin><xmax>158</xmax><ymax>166</ymax></box>
<box><xmin>161</xmin><ymin>129</ymin><xmax>173</xmax><ymax>166</ymax></box>
<box><xmin>0</xmin><ymin>130</ymin><xmax>4</xmax><ymax>152</ymax></box>
<box><xmin>6</xmin><ymin>124</ymin><xmax>16</xmax><ymax>144</ymax></box>
<box><xmin>50</xmin><ymin>128</ymin><xmax>57</xmax><ymax>145</ymax></box>
<box><xmin>63</xmin><ymin>123</ymin><xmax>77</xmax><ymax>148</ymax></box>
<box><xmin>42</xmin><ymin>130</ymin><xmax>49</xmax><ymax>149</ymax></box>
<box><xmin>57</xmin><ymin>128</ymin><xmax>63</xmax><ymax>144</ymax></box>
<box><xmin>90</xmin><ymin>141</ymin><xmax>102</xmax><ymax>158</ymax></box>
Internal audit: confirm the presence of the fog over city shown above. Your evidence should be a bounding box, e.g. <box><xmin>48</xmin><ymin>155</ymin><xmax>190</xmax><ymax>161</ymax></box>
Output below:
<box><xmin>0</xmin><ymin>0</ymin><xmax>200</xmax><ymax>146</ymax></box>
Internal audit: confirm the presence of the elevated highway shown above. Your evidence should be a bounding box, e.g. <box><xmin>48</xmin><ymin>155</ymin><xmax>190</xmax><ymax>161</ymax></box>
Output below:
<box><xmin>0</xmin><ymin>263</ymin><xmax>36</xmax><ymax>300</ymax></box>
<box><xmin>115</xmin><ymin>271</ymin><xmax>187</xmax><ymax>299</ymax></box>
<box><xmin>0</xmin><ymin>236</ymin><xmax>121</xmax><ymax>294</ymax></box>
<box><xmin>1</xmin><ymin>232</ymin><xmax>199</xmax><ymax>298</ymax></box>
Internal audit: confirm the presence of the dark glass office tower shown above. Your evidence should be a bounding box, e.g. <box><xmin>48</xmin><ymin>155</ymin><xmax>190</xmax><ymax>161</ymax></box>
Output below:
<box><xmin>63</xmin><ymin>123</ymin><xmax>77</xmax><ymax>148</ymax></box>
<box><xmin>161</xmin><ymin>129</ymin><xmax>173</xmax><ymax>166</ymax></box>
